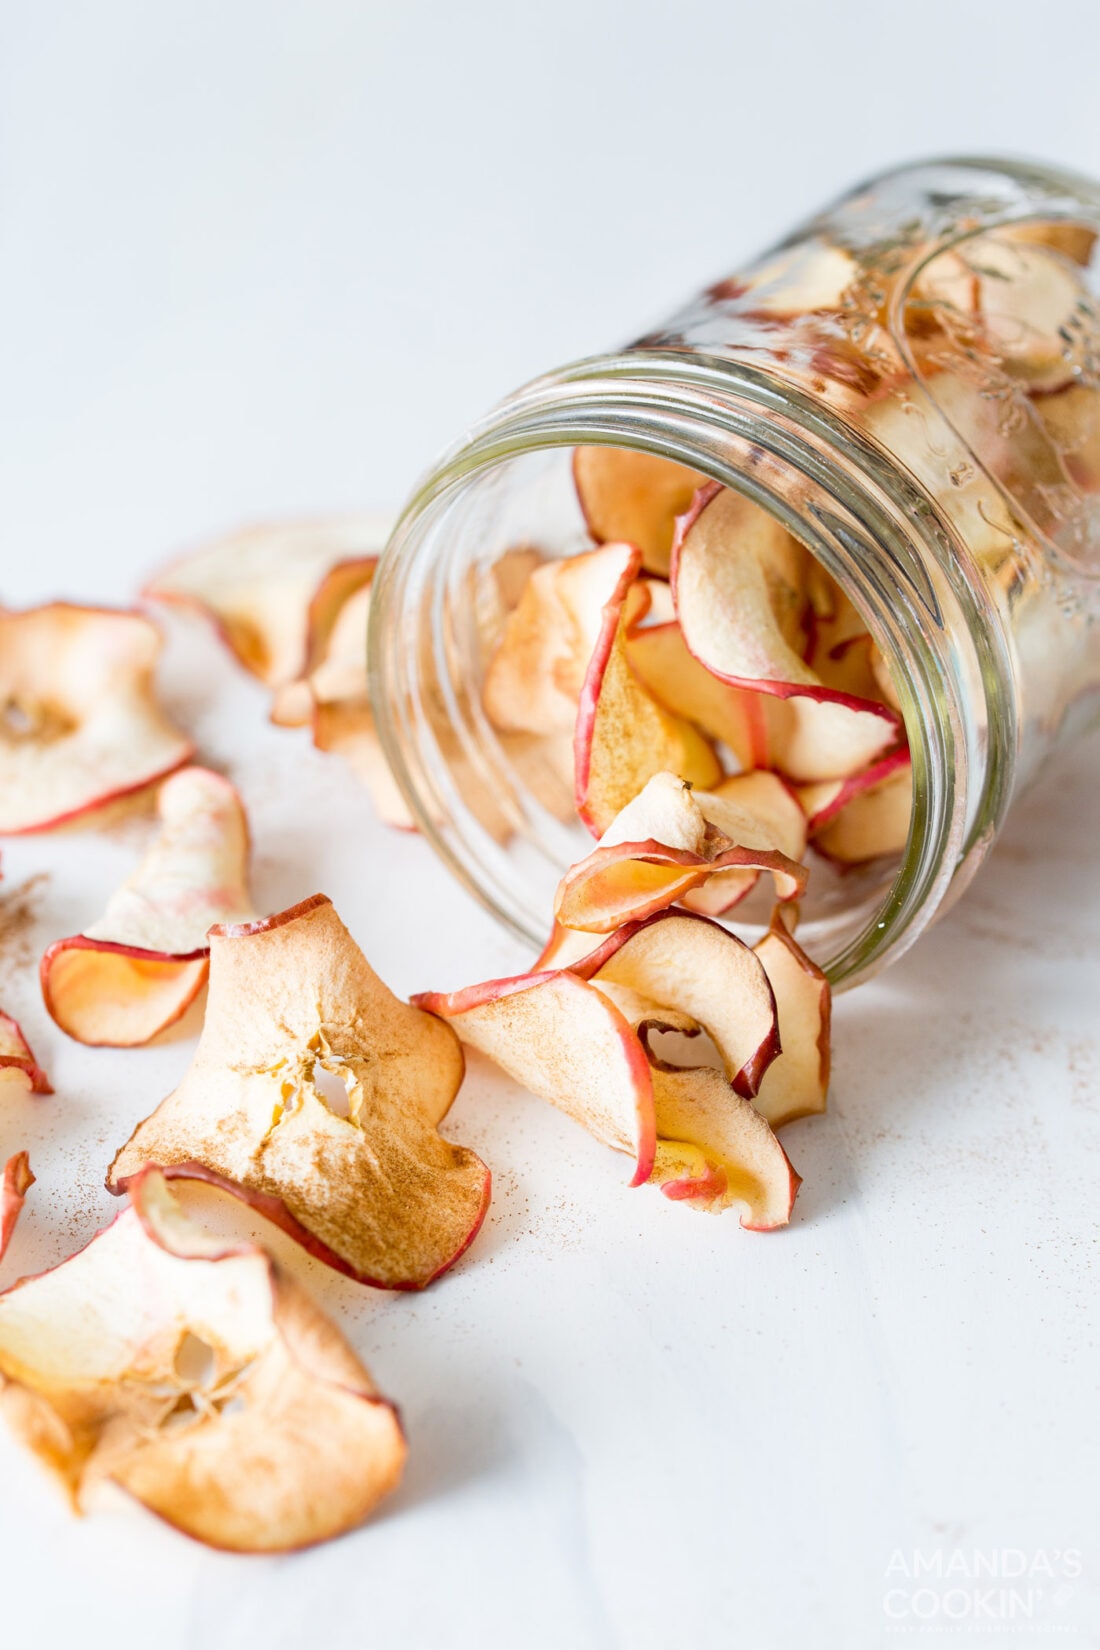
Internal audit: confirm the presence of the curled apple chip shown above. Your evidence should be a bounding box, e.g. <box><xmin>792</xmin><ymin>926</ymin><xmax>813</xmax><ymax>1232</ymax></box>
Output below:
<box><xmin>108</xmin><ymin>895</ymin><xmax>490</xmax><ymax>1290</ymax></box>
<box><xmin>573</xmin><ymin>447</ymin><xmax>708</xmax><ymax>576</ymax></box>
<box><xmin>0</xmin><ymin>605</ymin><xmax>193</xmax><ymax>835</ymax></box>
<box><xmin>0</xmin><ymin>1010</ymin><xmax>52</xmax><ymax>1094</ymax></box>
<box><xmin>625</xmin><ymin>619</ymin><xmax>766</xmax><ymax>770</ymax></box>
<box><xmin>0</xmin><ymin>1154</ymin><xmax>34</xmax><ymax>1262</ymax></box>
<box><xmin>797</xmin><ymin>747</ymin><xmax>913</xmax><ymax>864</ymax></box>
<box><xmin>41</xmin><ymin>767</ymin><xmax>255</xmax><ymax>1047</ymax></box>
<box><xmin>573</xmin><ymin>546</ymin><xmax>722</xmax><ymax>834</ymax></box>
<box><xmin>483</xmin><ymin>544</ymin><xmax>650</xmax><ymax>737</ymax></box>
<box><xmin>0</xmin><ymin>1171</ymin><xmax>406</xmax><ymax>1550</ymax></box>
<box><xmin>671</xmin><ymin>486</ymin><xmax>900</xmax><ymax>781</ymax></box>
<box><xmin>751</xmin><ymin>909</ymin><xmax>831</xmax><ymax>1128</ymax></box>
<box><xmin>417</xmin><ymin>910</ymin><xmax>796</xmax><ymax>1227</ymax></box>
<box><xmin>144</xmin><ymin>515</ymin><xmax>390</xmax><ymax>692</ymax></box>
<box><xmin>554</xmin><ymin>771</ymin><xmax>806</xmax><ymax>933</ymax></box>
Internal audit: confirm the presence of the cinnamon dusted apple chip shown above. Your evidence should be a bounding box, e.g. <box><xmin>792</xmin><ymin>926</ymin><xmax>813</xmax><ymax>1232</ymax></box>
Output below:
<box><xmin>0</xmin><ymin>1171</ymin><xmax>406</xmax><ymax>1550</ymax></box>
<box><xmin>0</xmin><ymin>1010</ymin><xmax>52</xmax><ymax>1094</ymax></box>
<box><xmin>671</xmin><ymin>486</ymin><xmax>900</xmax><ymax>781</ymax></box>
<box><xmin>108</xmin><ymin>895</ymin><xmax>490</xmax><ymax>1290</ymax></box>
<box><xmin>573</xmin><ymin>447</ymin><xmax>707</xmax><ymax>576</ymax></box>
<box><xmin>0</xmin><ymin>605</ymin><xmax>193</xmax><ymax>834</ymax></box>
<box><xmin>554</xmin><ymin>771</ymin><xmax>806</xmax><ymax>933</ymax></box>
<box><xmin>752</xmin><ymin>909</ymin><xmax>831</xmax><ymax>1127</ymax></box>
<box><xmin>797</xmin><ymin>747</ymin><xmax>913</xmax><ymax>864</ymax></box>
<box><xmin>573</xmin><ymin>547</ymin><xmax>722</xmax><ymax>834</ymax></box>
<box><xmin>418</xmin><ymin>908</ymin><xmax>797</xmax><ymax>1228</ymax></box>
<box><xmin>0</xmin><ymin>1152</ymin><xmax>34</xmax><ymax>1263</ymax></box>
<box><xmin>41</xmin><ymin>767</ymin><xmax>255</xmax><ymax>1047</ymax></box>
<box><xmin>144</xmin><ymin>515</ymin><xmax>391</xmax><ymax>694</ymax></box>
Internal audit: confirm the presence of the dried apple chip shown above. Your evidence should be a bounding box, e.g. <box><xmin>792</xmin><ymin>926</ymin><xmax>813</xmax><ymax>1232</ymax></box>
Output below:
<box><xmin>0</xmin><ymin>1171</ymin><xmax>406</xmax><ymax>1550</ymax></box>
<box><xmin>625</xmin><ymin>619</ymin><xmax>766</xmax><ymax>770</ymax></box>
<box><xmin>144</xmin><ymin>515</ymin><xmax>390</xmax><ymax>692</ymax></box>
<box><xmin>0</xmin><ymin>604</ymin><xmax>193</xmax><ymax>835</ymax></box>
<box><xmin>108</xmin><ymin>895</ymin><xmax>490</xmax><ymax>1290</ymax></box>
<box><xmin>573</xmin><ymin>547</ymin><xmax>722</xmax><ymax>834</ymax></box>
<box><xmin>41</xmin><ymin>767</ymin><xmax>255</xmax><ymax>1048</ymax></box>
<box><xmin>751</xmin><ymin>909</ymin><xmax>831</xmax><ymax>1128</ymax></box>
<box><xmin>797</xmin><ymin>747</ymin><xmax>913</xmax><ymax>864</ymax></box>
<box><xmin>0</xmin><ymin>1154</ymin><xmax>34</xmax><ymax>1262</ymax></box>
<box><xmin>418</xmin><ymin>909</ymin><xmax>796</xmax><ymax>1227</ymax></box>
<box><xmin>554</xmin><ymin>771</ymin><xmax>806</xmax><ymax>933</ymax></box>
<box><xmin>573</xmin><ymin>447</ymin><xmax>708</xmax><ymax>576</ymax></box>
<box><xmin>671</xmin><ymin>485</ymin><xmax>900</xmax><ymax>781</ymax></box>
<box><xmin>0</xmin><ymin>1010</ymin><xmax>52</xmax><ymax>1093</ymax></box>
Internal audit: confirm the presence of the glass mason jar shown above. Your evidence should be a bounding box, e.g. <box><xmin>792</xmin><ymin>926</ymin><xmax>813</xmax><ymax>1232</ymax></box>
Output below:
<box><xmin>370</xmin><ymin>156</ymin><xmax>1100</xmax><ymax>988</ymax></box>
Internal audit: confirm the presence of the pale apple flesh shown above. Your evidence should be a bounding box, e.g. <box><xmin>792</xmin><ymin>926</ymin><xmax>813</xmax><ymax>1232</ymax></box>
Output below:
<box><xmin>751</xmin><ymin>908</ymin><xmax>831</xmax><ymax>1127</ymax></box>
<box><xmin>670</xmin><ymin>485</ymin><xmax>901</xmax><ymax>781</ymax></box>
<box><xmin>41</xmin><ymin>767</ymin><xmax>256</xmax><ymax>1048</ymax></box>
<box><xmin>0</xmin><ymin>1010</ymin><xmax>52</xmax><ymax>1094</ymax></box>
<box><xmin>0</xmin><ymin>604</ymin><xmax>193</xmax><ymax>834</ymax></box>
<box><xmin>107</xmin><ymin>896</ymin><xmax>490</xmax><ymax>1291</ymax></box>
<box><xmin>0</xmin><ymin>1171</ymin><xmax>406</xmax><ymax>1551</ymax></box>
<box><xmin>796</xmin><ymin>747</ymin><xmax>913</xmax><ymax>864</ymax></box>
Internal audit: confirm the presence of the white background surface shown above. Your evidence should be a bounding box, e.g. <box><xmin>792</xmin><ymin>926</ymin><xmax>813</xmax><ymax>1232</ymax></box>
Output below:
<box><xmin>1</xmin><ymin>2</ymin><xmax>1099</xmax><ymax>1645</ymax></box>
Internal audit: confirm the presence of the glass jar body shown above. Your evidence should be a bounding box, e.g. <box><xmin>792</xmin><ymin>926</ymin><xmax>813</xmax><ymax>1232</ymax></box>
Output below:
<box><xmin>371</xmin><ymin>157</ymin><xmax>1100</xmax><ymax>987</ymax></box>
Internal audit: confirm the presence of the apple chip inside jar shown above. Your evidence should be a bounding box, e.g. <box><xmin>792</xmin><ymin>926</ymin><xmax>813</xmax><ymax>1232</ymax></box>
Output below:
<box><xmin>0</xmin><ymin>1171</ymin><xmax>406</xmax><ymax>1551</ymax></box>
<box><xmin>572</xmin><ymin>447</ymin><xmax>708</xmax><ymax>576</ymax></box>
<box><xmin>573</xmin><ymin>546</ymin><xmax>722</xmax><ymax>834</ymax></box>
<box><xmin>417</xmin><ymin>909</ymin><xmax>797</xmax><ymax>1228</ymax></box>
<box><xmin>40</xmin><ymin>767</ymin><xmax>256</xmax><ymax>1048</ymax></box>
<box><xmin>796</xmin><ymin>747</ymin><xmax>913</xmax><ymax>865</ymax></box>
<box><xmin>670</xmin><ymin>485</ymin><xmax>900</xmax><ymax>781</ymax></box>
<box><xmin>0</xmin><ymin>605</ymin><xmax>193</xmax><ymax>834</ymax></box>
<box><xmin>0</xmin><ymin>1154</ymin><xmax>34</xmax><ymax>1263</ymax></box>
<box><xmin>553</xmin><ymin>771</ymin><xmax>806</xmax><ymax>934</ymax></box>
<box><xmin>107</xmin><ymin>895</ymin><xmax>490</xmax><ymax>1290</ymax></box>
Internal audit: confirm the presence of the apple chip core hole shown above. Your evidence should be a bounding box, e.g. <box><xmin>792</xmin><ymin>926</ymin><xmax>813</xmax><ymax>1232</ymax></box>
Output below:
<box><xmin>174</xmin><ymin>1330</ymin><xmax>216</xmax><ymax>1388</ymax></box>
<box><xmin>647</xmin><ymin>1026</ymin><xmax>726</xmax><ymax>1075</ymax></box>
<box><xmin>313</xmin><ymin>1061</ymin><xmax>354</xmax><ymax>1120</ymax></box>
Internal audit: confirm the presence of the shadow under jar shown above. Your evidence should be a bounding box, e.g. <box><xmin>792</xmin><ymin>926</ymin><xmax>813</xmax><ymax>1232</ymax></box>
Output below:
<box><xmin>370</xmin><ymin>156</ymin><xmax>1100</xmax><ymax>988</ymax></box>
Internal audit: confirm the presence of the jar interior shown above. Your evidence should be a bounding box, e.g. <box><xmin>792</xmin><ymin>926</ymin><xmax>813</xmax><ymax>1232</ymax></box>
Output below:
<box><xmin>381</xmin><ymin>442</ymin><xmax>915</xmax><ymax>976</ymax></box>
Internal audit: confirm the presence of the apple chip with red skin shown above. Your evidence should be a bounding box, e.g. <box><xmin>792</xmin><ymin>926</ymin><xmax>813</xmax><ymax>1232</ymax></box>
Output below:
<box><xmin>572</xmin><ymin>447</ymin><xmax>708</xmax><ymax>577</ymax></box>
<box><xmin>0</xmin><ymin>1010</ymin><xmax>52</xmax><ymax>1094</ymax></box>
<box><xmin>0</xmin><ymin>1171</ymin><xmax>406</xmax><ymax>1551</ymax></box>
<box><xmin>0</xmin><ymin>1152</ymin><xmax>34</xmax><ymax>1263</ymax></box>
<box><xmin>573</xmin><ymin>545</ymin><xmax>722</xmax><ymax>834</ymax></box>
<box><xmin>41</xmin><ymin>767</ymin><xmax>256</xmax><ymax>1048</ymax></box>
<box><xmin>797</xmin><ymin>747</ymin><xmax>913</xmax><ymax>865</ymax></box>
<box><xmin>417</xmin><ymin>910</ymin><xmax>798</xmax><ymax>1229</ymax></box>
<box><xmin>751</xmin><ymin>909</ymin><xmax>831</xmax><ymax>1128</ymax></box>
<box><xmin>670</xmin><ymin>485</ymin><xmax>900</xmax><ymax>782</ymax></box>
<box><xmin>108</xmin><ymin>895</ymin><xmax>490</xmax><ymax>1290</ymax></box>
<box><xmin>554</xmin><ymin>771</ymin><xmax>806</xmax><ymax>934</ymax></box>
<box><xmin>0</xmin><ymin>604</ymin><xmax>193</xmax><ymax>835</ymax></box>
<box><xmin>144</xmin><ymin>515</ymin><xmax>391</xmax><ymax>695</ymax></box>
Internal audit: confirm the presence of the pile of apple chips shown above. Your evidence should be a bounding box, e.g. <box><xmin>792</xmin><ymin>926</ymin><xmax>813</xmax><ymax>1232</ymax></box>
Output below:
<box><xmin>0</xmin><ymin>462</ymin><xmax>905</xmax><ymax>1550</ymax></box>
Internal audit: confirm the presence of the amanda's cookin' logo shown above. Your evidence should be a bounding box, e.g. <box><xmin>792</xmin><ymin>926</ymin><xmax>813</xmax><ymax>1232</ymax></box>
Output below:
<box><xmin>882</xmin><ymin>1547</ymin><xmax>1083</xmax><ymax>1632</ymax></box>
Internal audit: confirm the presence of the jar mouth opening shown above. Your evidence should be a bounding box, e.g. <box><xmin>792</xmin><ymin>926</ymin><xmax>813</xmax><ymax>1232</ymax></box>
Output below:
<box><xmin>371</xmin><ymin>353</ymin><xmax>1015</xmax><ymax>989</ymax></box>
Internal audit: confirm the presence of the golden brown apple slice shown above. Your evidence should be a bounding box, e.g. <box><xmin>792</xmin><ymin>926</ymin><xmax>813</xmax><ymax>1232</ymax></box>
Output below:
<box><xmin>572</xmin><ymin>447</ymin><xmax>708</xmax><ymax>576</ymax></box>
<box><xmin>108</xmin><ymin>895</ymin><xmax>490</xmax><ymax>1290</ymax></box>
<box><xmin>144</xmin><ymin>515</ymin><xmax>391</xmax><ymax>692</ymax></box>
<box><xmin>573</xmin><ymin>547</ymin><xmax>722</xmax><ymax>833</ymax></box>
<box><xmin>0</xmin><ymin>1153</ymin><xmax>34</xmax><ymax>1262</ymax></box>
<box><xmin>1032</xmin><ymin>382</ymin><xmax>1100</xmax><ymax>493</ymax></box>
<box><xmin>483</xmin><ymin>543</ymin><xmax>651</xmax><ymax>736</ymax></box>
<box><xmin>418</xmin><ymin>910</ymin><xmax>796</xmax><ymax>1226</ymax></box>
<box><xmin>671</xmin><ymin>486</ymin><xmax>901</xmax><ymax>781</ymax></box>
<box><xmin>40</xmin><ymin>767</ymin><xmax>255</xmax><ymax>1047</ymax></box>
<box><xmin>554</xmin><ymin>771</ymin><xmax>805</xmax><ymax>933</ymax></box>
<box><xmin>797</xmin><ymin>747</ymin><xmax>913</xmax><ymax>864</ymax></box>
<box><xmin>0</xmin><ymin>605</ymin><xmax>193</xmax><ymax>834</ymax></box>
<box><xmin>0</xmin><ymin>1010</ymin><xmax>52</xmax><ymax>1093</ymax></box>
<box><xmin>0</xmin><ymin>1171</ymin><xmax>406</xmax><ymax>1551</ymax></box>
<box><xmin>751</xmin><ymin>909</ymin><xmax>831</xmax><ymax>1127</ymax></box>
